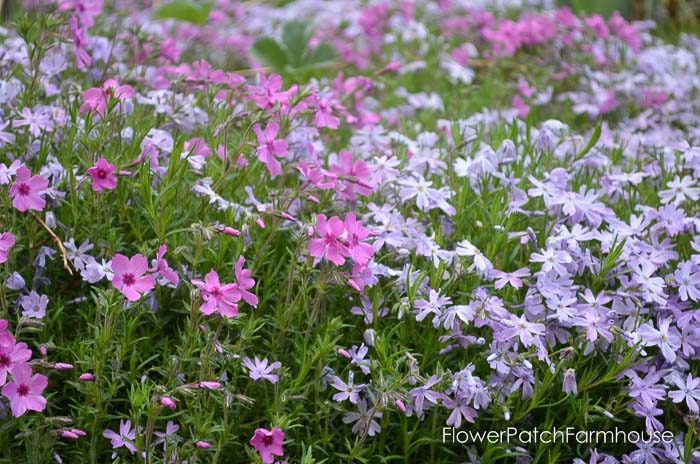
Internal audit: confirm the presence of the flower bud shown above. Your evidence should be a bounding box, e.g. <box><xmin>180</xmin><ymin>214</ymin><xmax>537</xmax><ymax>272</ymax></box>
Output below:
<box><xmin>160</xmin><ymin>396</ymin><xmax>176</xmax><ymax>409</ymax></box>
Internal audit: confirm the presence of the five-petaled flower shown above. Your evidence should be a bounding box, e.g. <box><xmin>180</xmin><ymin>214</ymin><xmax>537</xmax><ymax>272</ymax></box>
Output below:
<box><xmin>308</xmin><ymin>214</ymin><xmax>348</xmax><ymax>266</ymax></box>
<box><xmin>87</xmin><ymin>158</ymin><xmax>118</xmax><ymax>192</ymax></box>
<box><xmin>250</xmin><ymin>427</ymin><xmax>285</xmax><ymax>464</ymax></box>
<box><xmin>9</xmin><ymin>166</ymin><xmax>48</xmax><ymax>212</ymax></box>
<box><xmin>192</xmin><ymin>269</ymin><xmax>239</xmax><ymax>318</ymax></box>
<box><xmin>1</xmin><ymin>363</ymin><xmax>48</xmax><ymax>418</ymax></box>
<box><xmin>0</xmin><ymin>232</ymin><xmax>16</xmax><ymax>264</ymax></box>
<box><xmin>111</xmin><ymin>254</ymin><xmax>156</xmax><ymax>302</ymax></box>
<box><xmin>253</xmin><ymin>121</ymin><xmax>287</xmax><ymax>178</ymax></box>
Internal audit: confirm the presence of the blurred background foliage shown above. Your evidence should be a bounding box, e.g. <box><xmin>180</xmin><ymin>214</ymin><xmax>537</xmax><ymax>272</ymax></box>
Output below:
<box><xmin>561</xmin><ymin>0</ymin><xmax>698</xmax><ymax>23</ymax></box>
<box><xmin>2</xmin><ymin>0</ymin><xmax>700</xmax><ymax>29</ymax></box>
<box><xmin>558</xmin><ymin>0</ymin><xmax>700</xmax><ymax>38</ymax></box>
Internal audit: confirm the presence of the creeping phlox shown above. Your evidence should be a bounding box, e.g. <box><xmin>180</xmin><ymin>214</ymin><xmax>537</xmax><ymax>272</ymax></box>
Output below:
<box><xmin>0</xmin><ymin>320</ymin><xmax>47</xmax><ymax>418</ymax></box>
<box><xmin>1</xmin><ymin>0</ymin><xmax>700</xmax><ymax>462</ymax></box>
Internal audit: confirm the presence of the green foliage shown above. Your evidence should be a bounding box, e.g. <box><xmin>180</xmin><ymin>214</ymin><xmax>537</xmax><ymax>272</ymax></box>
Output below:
<box><xmin>251</xmin><ymin>21</ymin><xmax>337</xmax><ymax>78</ymax></box>
<box><xmin>557</xmin><ymin>0</ymin><xmax>633</xmax><ymax>18</ymax></box>
<box><xmin>152</xmin><ymin>0</ymin><xmax>213</xmax><ymax>26</ymax></box>
<box><xmin>1</xmin><ymin>3</ymin><xmax>698</xmax><ymax>464</ymax></box>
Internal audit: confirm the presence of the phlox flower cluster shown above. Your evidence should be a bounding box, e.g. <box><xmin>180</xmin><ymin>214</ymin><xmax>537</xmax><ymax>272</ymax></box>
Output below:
<box><xmin>1</xmin><ymin>0</ymin><xmax>700</xmax><ymax>462</ymax></box>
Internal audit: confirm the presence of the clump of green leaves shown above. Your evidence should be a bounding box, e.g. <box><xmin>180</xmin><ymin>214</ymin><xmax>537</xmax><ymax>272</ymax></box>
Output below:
<box><xmin>251</xmin><ymin>21</ymin><xmax>337</xmax><ymax>79</ymax></box>
<box><xmin>152</xmin><ymin>0</ymin><xmax>213</xmax><ymax>26</ymax></box>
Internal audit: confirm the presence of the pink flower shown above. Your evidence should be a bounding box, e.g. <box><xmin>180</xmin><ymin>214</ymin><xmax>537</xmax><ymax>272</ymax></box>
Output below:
<box><xmin>253</xmin><ymin>121</ymin><xmax>287</xmax><ymax>178</ymax></box>
<box><xmin>151</xmin><ymin>245</ymin><xmax>179</xmax><ymax>286</ymax></box>
<box><xmin>584</xmin><ymin>14</ymin><xmax>608</xmax><ymax>39</ymax></box>
<box><xmin>233</xmin><ymin>256</ymin><xmax>258</xmax><ymax>307</ymax></box>
<box><xmin>79</xmin><ymin>373</ymin><xmax>95</xmax><ymax>382</ymax></box>
<box><xmin>160</xmin><ymin>396</ymin><xmax>176</xmax><ymax>409</ymax></box>
<box><xmin>329</xmin><ymin>151</ymin><xmax>373</xmax><ymax>200</ymax></box>
<box><xmin>1</xmin><ymin>363</ymin><xmax>47</xmax><ymax>417</ymax></box>
<box><xmin>80</xmin><ymin>79</ymin><xmax>135</xmax><ymax>116</ymax></box>
<box><xmin>308</xmin><ymin>214</ymin><xmax>348</xmax><ymax>266</ymax></box>
<box><xmin>250</xmin><ymin>427</ymin><xmax>285</xmax><ymax>464</ymax></box>
<box><xmin>0</xmin><ymin>340</ymin><xmax>32</xmax><ymax>386</ymax></box>
<box><xmin>103</xmin><ymin>78</ymin><xmax>135</xmax><ymax>100</ymax></box>
<box><xmin>80</xmin><ymin>87</ymin><xmax>108</xmax><ymax>116</ymax></box>
<box><xmin>198</xmin><ymin>381</ymin><xmax>221</xmax><ymax>390</ymax></box>
<box><xmin>0</xmin><ymin>232</ymin><xmax>16</xmax><ymax>264</ymax></box>
<box><xmin>315</xmin><ymin>97</ymin><xmax>340</xmax><ymax>129</ymax></box>
<box><xmin>348</xmin><ymin>262</ymin><xmax>375</xmax><ymax>293</ymax></box>
<box><xmin>598</xmin><ymin>90</ymin><xmax>617</xmax><ymax>115</ymax></box>
<box><xmin>9</xmin><ymin>166</ymin><xmax>48</xmax><ymax>212</ymax></box>
<box><xmin>395</xmin><ymin>399</ymin><xmax>407</xmax><ymax>413</ymax></box>
<box><xmin>70</xmin><ymin>15</ymin><xmax>92</xmax><ymax>70</ymax></box>
<box><xmin>641</xmin><ymin>89</ymin><xmax>669</xmax><ymax>109</ymax></box>
<box><xmin>195</xmin><ymin>440</ymin><xmax>212</xmax><ymax>449</ymax></box>
<box><xmin>53</xmin><ymin>363</ymin><xmax>74</xmax><ymax>370</ymax></box>
<box><xmin>184</xmin><ymin>137</ymin><xmax>212</xmax><ymax>158</ymax></box>
<box><xmin>512</xmin><ymin>95</ymin><xmax>530</xmax><ymax>119</ymax></box>
<box><xmin>59</xmin><ymin>0</ymin><xmax>102</xmax><ymax>27</ymax></box>
<box><xmin>247</xmin><ymin>74</ymin><xmax>292</xmax><ymax>110</ymax></box>
<box><xmin>111</xmin><ymin>254</ymin><xmax>156</xmax><ymax>301</ymax></box>
<box><xmin>343</xmin><ymin>214</ymin><xmax>373</xmax><ymax>266</ymax></box>
<box><xmin>0</xmin><ymin>320</ymin><xmax>14</xmax><ymax>348</ymax></box>
<box><xmin>60</xmin><ymin>428</ymin><xmax>87</xmax><ymax>440</ymax></box>
<box><xmin>218</xmin><ymin>226</ymin><xmax>240</xmax><ymax>237</ymax></box>
<box><xmin>192</xmin><ymin>270</ymin><xmax>239</xmax><ymax>318</ymax></box>
<box><xmin>87</xmin><ymin>158</ymin><xmax>117</xmax><ymax>192</ymax></box>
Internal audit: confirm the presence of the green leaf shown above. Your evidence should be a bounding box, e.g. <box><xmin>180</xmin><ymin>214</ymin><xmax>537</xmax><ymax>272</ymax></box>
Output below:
<box><xmin>152</xmin><ymin>0</ymin><xmax>213</xmax><ymax>26</ymax></box>
<box><xmin>250</xmin><ymin>37</ymin><xmax>288</xmax><ymax>72</ymax></box>
<box><xmin>573</xmin><ymin>120</ymin><xmax>602</xmax><ymax>162</ymax></box>
<box><xmin>282</xmin><ymin>21</ymin><xmax>312</xmax><ymax>68</ymax></box>
<box><xmin>304</xmin><ymin>41</ymin><xmax>337</xmax><ymax>66</ymax></box>
<box><xmin>293</xmin><ymin>42</ymin><xmax>337</xmax><ymax>76</ymax></box>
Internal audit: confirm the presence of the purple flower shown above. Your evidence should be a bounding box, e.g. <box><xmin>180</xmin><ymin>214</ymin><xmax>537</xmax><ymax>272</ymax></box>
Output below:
<box><xmin>563</xmin><ymin>369</ymin><xmax>577</xmax><ymax>395</ymax></box>
<box><xmin>13</xmin><ymin>107</ymin><xmax>54</xmax><ymax>137</ymax></box>
<box><xmin>19</xmin><ymin>292</ymin><xmax>48</xmax><ymax>319</ymax></box>
<box><xmin>628</xmin><ymin>369</ymin><xmax>666</xmax><ymax>409</ymax></box>
<box><xmin>455</xmin><ymin>240</ymin><xmax>493</xmax><ymax>275</ymax></box>
<box><xmin>659</xmin><ymin>176</ymin><xmax>700</xmax><ymax>205</ymax></box>
<box><xmin>63</xmin><ymin>238</ymin><xmax>94</xmax><ymax>271</ymax></box>
<box><xmin>342</xmin><ymin>399</ymin><xmax>382</xmax><ymax>437</ymax></box>
<box><xmin>348</xmin><ymin>344</ymin><xmax>371</xmax><ymax>375</ymax></box>
<box><xmin>490</xmin><ymin>267</ymin><xmax>530</xmax><ymax>290</ymax></box>
<box><xmin>409</xmin><ymin>376</ymin><xmax>442</xmax><ymax>416</ymax></box>
<box><xmin>414</xmin><ymin>289</ymin><xmax>452</xmax><ymax>327</ymax></box>
<box><xmin>242</xmin><ymin>356</ymin><xmax>281</xmax><ymax>384</ymax></box>
<box><xmin>330</xmin><ymin>372</ymin><xmax>363</xmax><ymax>404</ymax></box>
<box><xmin>0</xmin><ymin>121</ymin><xmax>15</xmax><ymax>148</ymax></box>
<box><xmin>443</xmin><ymin>396</ymin><xmax>477</xmax><ymax>428</ymax></box>
<box><xmin>632</xmin><ymin>402</ymin><xmax>664</xmax><ymax>434</ymax></box>
<box><xmin>530</xmin><ymin>247</ymin><xmax>573</xmax><ymax>276</ymax></box>
<box><xmin>668</xmin><ymin>373</ymin><xmax>700</xmax><ymax>413</ymax></box>
<box><xmin>103</xmin><ymin>420</ymin><xmax>137</xmax><ymax>455</ymax></box>
<box><xmin>501</xmin><ymin>314</ymin><xmax>545</xmax><ymax>348</ymax></box>
<box><xmin>674</xmin><ymin>261</ymin><xmax>700</xmax><ymax>302</ymax></box>
<box><xmin>350</xmin><ymin>295</ymin><xmax>388</xmax><ymax>324</ymax></box>
<box><xmin>573</xmin><ymin>309</ymin><xmax>614</xmax><ymax>343</ymax></box>
<box><xmin>637</xmin><ymin>319</ymin><xmax>681</xmax><ymax>362</ymax></box>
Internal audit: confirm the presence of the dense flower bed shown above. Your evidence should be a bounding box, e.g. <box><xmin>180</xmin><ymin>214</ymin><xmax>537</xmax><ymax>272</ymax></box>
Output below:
<box><xmin>1</xmin><ymin>0</ymin><xmax>700</xmax><ymax>462</ymax></box>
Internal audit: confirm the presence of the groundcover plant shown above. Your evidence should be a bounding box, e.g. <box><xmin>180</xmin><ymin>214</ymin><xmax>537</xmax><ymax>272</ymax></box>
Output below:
<box><xmin>0</xmin><ymin>0</ymin><xmax>700</xmax><ymax>462</ymax></box>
